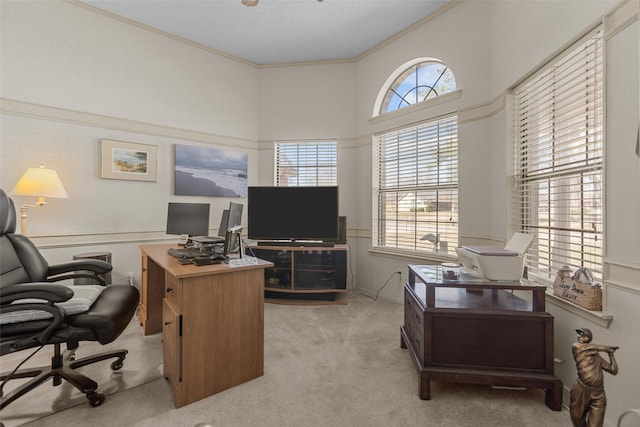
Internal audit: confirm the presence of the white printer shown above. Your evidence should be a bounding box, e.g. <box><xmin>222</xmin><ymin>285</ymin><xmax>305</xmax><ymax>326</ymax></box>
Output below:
<box><xmin>455</xmin><ymin>233</ymin><xmax>535</xmax><ymax>281</ymax></box>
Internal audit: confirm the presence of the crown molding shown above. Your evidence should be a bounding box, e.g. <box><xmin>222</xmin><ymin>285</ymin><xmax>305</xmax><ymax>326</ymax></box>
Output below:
<box><xmin>0</xmin><ymin>98</ymin><xmax>256</xmax><ymax>150</ymax></box>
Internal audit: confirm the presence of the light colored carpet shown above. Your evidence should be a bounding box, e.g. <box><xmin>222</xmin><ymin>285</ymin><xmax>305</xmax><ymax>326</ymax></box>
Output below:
<box><xmin>1</xmin><ymin>294</ymin><xmax>569</xmax><ymax>426</ymax></box>
<box><xmin>0</xmin><ymin>314</ymin><xmax>163</xmax><ymax>427</ymax></box>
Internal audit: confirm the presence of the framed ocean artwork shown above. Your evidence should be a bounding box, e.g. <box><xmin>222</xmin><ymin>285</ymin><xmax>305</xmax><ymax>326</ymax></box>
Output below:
<box><xmin>174</xmin><ymin>144</ymin><xmax>247</xmax><ymax>197</ymax></box>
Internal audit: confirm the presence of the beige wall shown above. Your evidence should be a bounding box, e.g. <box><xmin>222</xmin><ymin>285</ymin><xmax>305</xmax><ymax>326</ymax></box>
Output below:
<box><xmin>0</xmin><ymin>0</ymin><xmax>261</xmax><ymax>240</ymax></box>
<box><xmin>1</xmin><ymin>1</ymin><xmax>638</xmax><ymax>424</ymax></box>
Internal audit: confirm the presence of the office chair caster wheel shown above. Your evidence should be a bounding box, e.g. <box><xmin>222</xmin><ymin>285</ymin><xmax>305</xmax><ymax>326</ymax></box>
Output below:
<box><xmin>87</xmin><ymin>392</ymin><xmax>105</xmax><ymax>407</ymax></box>
<box><xmin>111</xmin><ymin>356</ymin><xmax>125</xmax><ymax>371</ymax></box>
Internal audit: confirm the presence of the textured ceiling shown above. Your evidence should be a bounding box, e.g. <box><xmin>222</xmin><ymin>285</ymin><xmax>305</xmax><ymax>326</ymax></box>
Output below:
<box><xmin>82</xmin><ymin>0</ymin><xmax>452</xmax><ymax>65</ymax></box>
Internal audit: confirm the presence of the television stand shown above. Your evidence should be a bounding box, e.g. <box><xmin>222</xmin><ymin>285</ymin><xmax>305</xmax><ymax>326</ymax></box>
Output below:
<box><xmin>252</xmin><ymin>244</ymin><xmax>347</xmax><ymax>305</ymax></box>
<box><xmin>257</xmin><ymin>241</ymin><xmax>335</xmax><ymax>248</ymax></box>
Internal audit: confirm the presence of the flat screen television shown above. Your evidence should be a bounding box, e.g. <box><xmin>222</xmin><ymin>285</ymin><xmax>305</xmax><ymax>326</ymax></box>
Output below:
<box><xmin>247</xmin><ymin>186</ymin><xmax>338</xmax><ymax>243</ymax></box>
<box><xmin>166</xmin><ymin>202</ymin><xmax>210</xmax><ymax>238</ymax></box>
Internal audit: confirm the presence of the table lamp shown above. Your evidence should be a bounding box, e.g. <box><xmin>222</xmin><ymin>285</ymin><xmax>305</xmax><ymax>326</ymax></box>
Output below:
<box><xmin>10</xmin><ymin>165</ymin><xmax>69</xmax><ymax>235</ymax></box>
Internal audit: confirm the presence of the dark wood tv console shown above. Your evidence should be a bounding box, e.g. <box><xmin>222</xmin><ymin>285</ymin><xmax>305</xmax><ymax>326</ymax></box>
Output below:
<box><xmin>401</xmin><ymin>265</ymin><xmax>562</xmax><ymax>410</ymax></box>
<box><xmin>251</xmin><ymin>244</ymin><xmax>347</xmax><ymax>305</ymax></box>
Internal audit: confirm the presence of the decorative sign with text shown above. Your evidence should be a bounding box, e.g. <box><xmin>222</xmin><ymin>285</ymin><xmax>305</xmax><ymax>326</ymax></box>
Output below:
<box><xmin>553</xmin><ymin>266</ymin><xmax>602</xmax><ymax>311</ymax></box>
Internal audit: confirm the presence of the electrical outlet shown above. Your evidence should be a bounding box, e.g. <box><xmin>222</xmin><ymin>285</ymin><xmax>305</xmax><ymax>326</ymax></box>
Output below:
<box><xmin>127</xmin><ymin>272</ymin><xmax>135</xmax><ymax>286</ymax></box>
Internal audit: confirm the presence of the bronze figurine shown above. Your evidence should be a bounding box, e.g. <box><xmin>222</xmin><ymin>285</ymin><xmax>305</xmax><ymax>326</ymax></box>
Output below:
<box><xmin>570</xmin><ymin>328</ymin><xmax>619</xmax><ymax>427</ymax></box>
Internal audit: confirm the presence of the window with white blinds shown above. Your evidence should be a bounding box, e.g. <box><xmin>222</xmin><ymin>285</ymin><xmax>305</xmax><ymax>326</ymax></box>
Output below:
<box><xmin>373</xmin><ymin>115</ymin><xmax>458</xmax><ymax>254</ymax></box>
<box><xmin>514</xmin><ymin>28</ymin><xmax>603</xmax><ymax>284</ymax></box>
<box><xmin>275</xmin><ymin>141</ymin><xmax>337</xmax><ymax>186</ymax></box>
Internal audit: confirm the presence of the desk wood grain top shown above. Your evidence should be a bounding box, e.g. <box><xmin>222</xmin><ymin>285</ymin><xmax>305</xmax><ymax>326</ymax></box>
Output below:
<box><xmin>140</xmin><ymin>243</ymin><xmax>273</xmax><ymax>279</ymax></box>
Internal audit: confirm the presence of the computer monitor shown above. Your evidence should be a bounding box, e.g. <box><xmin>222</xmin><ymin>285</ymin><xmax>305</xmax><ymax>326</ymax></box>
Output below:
<box><xmin>228</xmin><ymin>202</ymin><xmax>243</xmax><ymax>229</ymax></box>
<box><xmin>217</xmin><ymin>209</ymin><xmax>230</xmax><ymax>238</ymax></box>
<box><xmin>217</xmin><ymin>202</ymin><xmax>243</xmax><ymax>239</ymax></box>
<box><xmin>166</xmin><ymin>202</ymin><xmax>210</xmax><ymax>243</ymax></box>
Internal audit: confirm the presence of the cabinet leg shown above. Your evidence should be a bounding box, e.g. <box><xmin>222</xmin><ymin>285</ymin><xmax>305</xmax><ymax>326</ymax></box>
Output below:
<box><xmin>418</xmin><ymin>372</ymin><xmax>431</xmax><ymax>400</ymax></box>
<box><xmin>400</xmin><ymin>328</ymin><xmax>407</xmax><ymax>349</ymax></box>
<box><xmin>545</xmin><ymin>380</ymin><xmax>563</xmax><ymax>411</ymax></box>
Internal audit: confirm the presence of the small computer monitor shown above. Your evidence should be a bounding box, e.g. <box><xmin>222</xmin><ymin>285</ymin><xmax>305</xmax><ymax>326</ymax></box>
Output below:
<box><xmin>217</xmin><ymin>202</ymin><xmax>242</xmax><ymax>238</ymax></box>
<box><xmin>228</xmin><ymin>202</ymin><xmax>243</xmax><ymax>229</ymax></box>
<box><xmin>166</xmin><ymin>202</ymin><xmax>210</xmax><ymax>238</ymax></box>
<box><xmin>217</xmin><ymin>209</ymin><xmax>230</xmax><ymax>238</ymax></box>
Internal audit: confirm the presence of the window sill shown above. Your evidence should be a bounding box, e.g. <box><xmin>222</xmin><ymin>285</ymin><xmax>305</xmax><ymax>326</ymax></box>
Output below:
<box><xmin>545</xmin><ymin>289</ymin><xmax>613</xmax><ymax>328</ymax></box>
<box><xmin>368</xmin><ymin>246</ymin><xmax>458</xmax><ymax>264</ymax></box>
<box><xmin>520</xmin><ymin>277</ymin><xmax>613</xmax><ymax>328</ymax></box>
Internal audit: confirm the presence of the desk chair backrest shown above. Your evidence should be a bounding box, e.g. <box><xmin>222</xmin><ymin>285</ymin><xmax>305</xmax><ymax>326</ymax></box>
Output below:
<box><xmin>0</xmin><ymin>188</ymin><xmax>50</xmax><ymax>287</ymax></box>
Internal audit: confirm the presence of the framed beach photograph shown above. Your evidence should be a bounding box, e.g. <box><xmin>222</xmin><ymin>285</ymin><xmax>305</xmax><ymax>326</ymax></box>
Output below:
<box><xmin>175</xmin><ymin>144</ymin><xmax>247</xmax><ymax>197</ymax></box>
<box><xmin>101</xmin><ymin>139</ymin><xmax>157</xmax><ymax>182</ymax></box>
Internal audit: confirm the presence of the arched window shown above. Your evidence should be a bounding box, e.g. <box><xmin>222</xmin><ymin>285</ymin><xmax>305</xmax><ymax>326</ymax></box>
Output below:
<box><xmin>380</xmin><ymin>60</ymin><xmax>456</xmax><ymax>114</ymax></box>
<box><xmin>372</xmin><ymin>58</ymin><xmax>459</xmax><ymax>256</ymax></box>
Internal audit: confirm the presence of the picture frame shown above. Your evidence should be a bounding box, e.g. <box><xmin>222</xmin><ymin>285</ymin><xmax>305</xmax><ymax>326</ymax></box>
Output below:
<box><xmin>174</xmin><ymin>144</ymin><xmax>247</xmax><ymax>197</ymax></box>
<box><xmin>101</xmin><ymin>139</ymin><xmax>157</xmax><ymax>182</ymax></box>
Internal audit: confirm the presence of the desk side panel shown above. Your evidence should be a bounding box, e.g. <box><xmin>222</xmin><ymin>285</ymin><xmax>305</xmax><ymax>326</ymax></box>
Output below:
<box><xmin>181</xmin><ymin>269</ymin><xmax>265</xmax><ymax>404</ymax></box>
<box><xmin>141</xmin><ymin>255</ymin><xmax>165</xmax><ymax>335</ymax></box>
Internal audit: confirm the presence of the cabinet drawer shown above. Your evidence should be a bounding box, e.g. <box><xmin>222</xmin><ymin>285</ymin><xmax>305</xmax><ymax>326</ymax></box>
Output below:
<box><xmin>404</xmin><ymin>289</ymin><xmax>424</xmax><ymax>364</ymax></box>
<box><xmin>140</xmin><ymin>255</ymin><xmax>148</xmax><ymax>305</ymax></box>
<box><xmin>405</xmin><ymin>292</ymin><xmax>424</xmax><ymax>329</ymax></box>
<box><xmin>412</xmin><ymin>330</ymin><xmax>424</xmax><ymax>365</ymax></box>
<box><xmin>164</xmin><ymin>272</ymin><xmax>183</xmax><ymax>310</ymax></box>
<box><xmin>404</xmin><ymin>292</ymin><xmax>414</xmax><ymax>327</ymax></box>
<box><xmin>411</xmin><ymin>305</ymin><xmax>423</xmax><ymax>334</ymax></box>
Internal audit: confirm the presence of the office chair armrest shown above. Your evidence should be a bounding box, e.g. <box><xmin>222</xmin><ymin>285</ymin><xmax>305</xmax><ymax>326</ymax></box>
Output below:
<box><xmin>0</xmin><ymin>283</ymin><xmax>74</xmax><ymax>305</ymax></box>
<box><xmin>1</xmin><ymin>284</ymin><xmax>70</xmax><ymax>349</ymax></box>
<box><xmin>48</xmin><ymin>259</ymin><xmax>113</xmax><ymax>276</ymax></box>
<box><xmin>47</xmin><ymin>259</ymin><xmax>113</xmax><ymax>285</ymax></box>
<box><xmin>1</xmin><ymin>302</ymin><xmax>67</xmax><ymax>351</ymax></box>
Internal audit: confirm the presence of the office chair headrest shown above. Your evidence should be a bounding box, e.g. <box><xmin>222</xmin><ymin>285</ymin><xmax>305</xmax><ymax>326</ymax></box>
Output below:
<box><xmin>0</xmin><ymin>188</ymin><xmax>17</xmax><ymax>235</ymax></box>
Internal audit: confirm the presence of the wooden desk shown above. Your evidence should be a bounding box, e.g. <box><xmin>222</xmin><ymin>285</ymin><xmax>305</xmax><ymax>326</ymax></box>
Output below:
<box><xmin>400</xmin><ymin>265</ymin><xmax>562</xmax><ymax>411</ymax></box>
<box><xmin>139</xmin><ymin>244</ymin><xmax>273</xmax><ymax>408</ymax></box>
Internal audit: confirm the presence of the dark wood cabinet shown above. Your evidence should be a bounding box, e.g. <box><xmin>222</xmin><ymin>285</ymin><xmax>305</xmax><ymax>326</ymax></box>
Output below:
<box><xmin>401</xmin><ymin>265</ymin><xmax>562</xmax><ymax>411</ymax></box>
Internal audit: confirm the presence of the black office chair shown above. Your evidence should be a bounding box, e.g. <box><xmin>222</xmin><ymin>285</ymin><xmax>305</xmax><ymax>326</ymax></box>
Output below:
<box><xmin>0</xmin><ymin>188</ymin><xmax>140</xmax><ymax>409</ymax></box>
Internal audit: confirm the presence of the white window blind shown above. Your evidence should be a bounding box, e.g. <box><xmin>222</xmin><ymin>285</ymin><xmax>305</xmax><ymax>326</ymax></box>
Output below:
<box><xmin>514</xmin><ymin>29</ymin><xmax>603</xmax><ymax>283</ymax></box>
<box><xmin>275</xmin><ymin>141</ymin><xmax>337</xmax><ymax>186</ymax></box>
<box><xmin>374</xmin><ymin>115</ymin><xmax>458</xmax><ymax>253</ymax></box>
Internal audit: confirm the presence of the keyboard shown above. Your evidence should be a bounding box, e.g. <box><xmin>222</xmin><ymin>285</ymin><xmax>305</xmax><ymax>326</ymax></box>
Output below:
<box><xmin>228</xmin><ymin>256</ymin><xmax>259</xmax><ymax>267</ymax></box>
<box><xmin>168</xmin><ymin>247</ymin><xmax>206</xmax><ymax>259</ymax></box>
<box><xmin>191</xmin><ymin>236</ymin><xmax>224</xmax><ymax>244</ymax></box>
<box><xmin>192</xmin><ymin>257</ymin><xmax>222</xmax><ymax>266</ymax></box>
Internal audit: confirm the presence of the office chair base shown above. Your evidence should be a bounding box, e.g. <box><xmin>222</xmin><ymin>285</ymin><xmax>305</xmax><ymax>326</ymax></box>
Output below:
<box><xmin>0</xmin><ymin>345</ymin><xmax>128</xmax><ymax>410</ymax></box>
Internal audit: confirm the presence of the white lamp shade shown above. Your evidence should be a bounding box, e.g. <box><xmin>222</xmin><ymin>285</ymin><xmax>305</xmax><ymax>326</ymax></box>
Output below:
<box><xmin>11</xmin><ymin>167</ymin><xmax>69</xmax><ymax>199</ymax></box>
